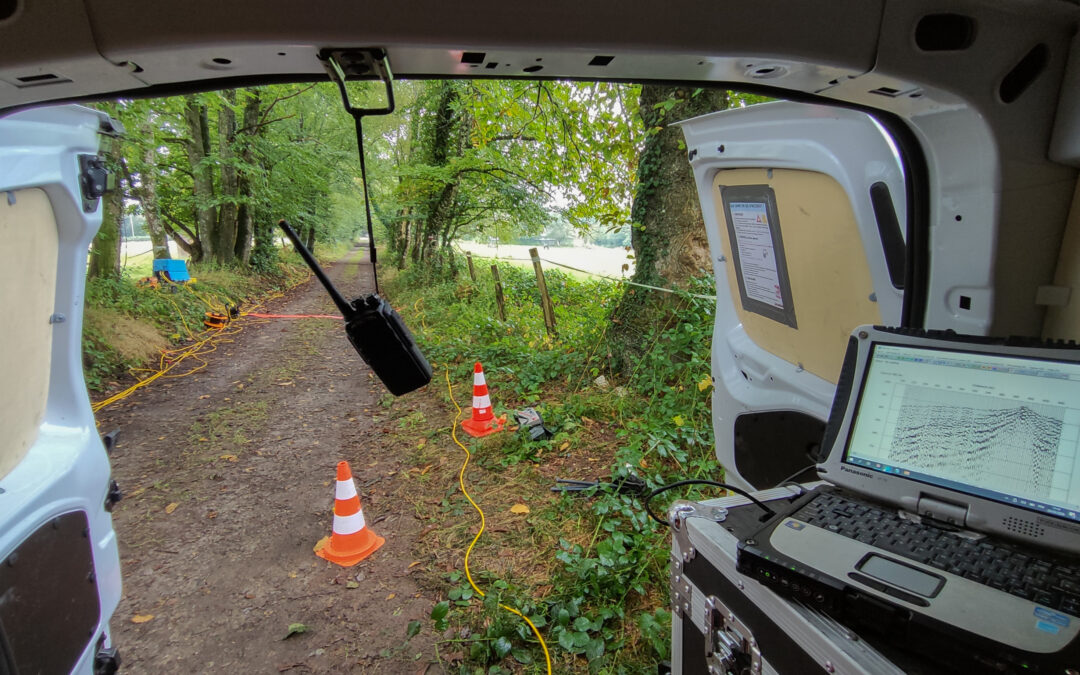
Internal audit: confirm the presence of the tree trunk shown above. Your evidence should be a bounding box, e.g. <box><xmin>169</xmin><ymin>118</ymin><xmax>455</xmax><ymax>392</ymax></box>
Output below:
<box><xmin>406</xmin><ymin>81</ymin><xmax>467</xmax><ymax>269</ymax></box>
<box><xmin>87</xmin><ymin>139</ymin><xmax>124</xmax><ymax>279</ymax></box>
<box><xmin>140</xmin><ymin>163</ymin><xmax>171</xmax><ymax>260</ymax></box>
<box><xmin>122</xmin><ymin>138</ymin><xmax>170</xmax><ymax>260</ymax></box>
<box><xmin>235</xmin><ymin>89</ymin><xmax>261</xmax><ymax>264</ymax></box>
<box><xmin>394</xmin><ymin>210</ymin><xmax>410</xmax><ymax>269</ymax></box>
<box><xmin>160</xmin><ymin>211</ymin><xmax>202</xmax><ymax>261</ymax></box>
<box><xmin>216</xmin><ymin>90</ymin><xmax>238</xmax><ymax>265</ymax></box>
<box><xmin>234</xmin><ymin>196</ymin><xmax>253</xmax><ymax>264</ymax></box>
<box><xmin>425</xmin><ymin>182</ymin><xmax>458</xmax><ymax>272</ymax></box>
<box><xmin>608</xmin><ymin>85</ymin><xmax>729</xmax><ymax>367</ymax></box>
<box><xmin>304</xmin><ymin>219</ymin><xmax>316</xmax><ymax>253</ymax></box>
<box><xmin>184</xmin><ymin>95</ymin><xmax>217</xmax><ymax>263</ymax></box>
<box><xmin>250</xmin><ymin>212</ymin><xmax>277</xmax><ymax>272</ymax></box>
<box><xmin>389</xmin><ymin>108</ymin><xmax>423</xmax><ymax>269</ymax></box>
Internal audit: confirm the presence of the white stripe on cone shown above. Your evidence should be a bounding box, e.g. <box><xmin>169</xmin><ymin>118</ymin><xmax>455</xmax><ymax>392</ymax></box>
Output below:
<box><xmin>474</xmin><ymin>370</ymin><xmax>486</xmax><ymax>386</ymax></box>
<box><xmin>473</xmin><ymin>394</ymin><xmax>491</xmax><ymax>410</ymax></box>
<box><xmin>335</xmin><ymin>479</ymin><xmax>358</xmax><ymax>501</ymax></box>
<box><xmin>334</xmin><ymin>509</ymin><xmax>367</xmax><ymax>535</ymax></box>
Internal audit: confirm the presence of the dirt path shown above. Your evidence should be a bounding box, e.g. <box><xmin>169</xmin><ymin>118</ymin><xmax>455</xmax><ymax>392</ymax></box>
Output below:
<box><xmin>98</xmin><ymin>248</ymin><xmax>442</xmax><ymax>674</ymax></box>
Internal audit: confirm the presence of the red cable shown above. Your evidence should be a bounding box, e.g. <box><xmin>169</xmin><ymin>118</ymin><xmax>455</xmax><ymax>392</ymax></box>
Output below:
<box><xmin>244</xmin><ymin>313</ymin><xmax>343</xmax><ymax>319</ymax></box>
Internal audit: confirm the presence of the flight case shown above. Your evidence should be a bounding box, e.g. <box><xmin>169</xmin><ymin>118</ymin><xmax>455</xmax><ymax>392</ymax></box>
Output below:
<box><xmin>668</xmin><ymin>486</ymin><xmax>945</xmax><ymax>674</ymax></box>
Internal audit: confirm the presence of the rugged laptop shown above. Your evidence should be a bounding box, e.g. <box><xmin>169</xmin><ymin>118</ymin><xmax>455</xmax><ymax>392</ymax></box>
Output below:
<box><xmin>738</xmin><ymin>325</ymin><xmax>1080</xmax><ymax>671</ymax></box>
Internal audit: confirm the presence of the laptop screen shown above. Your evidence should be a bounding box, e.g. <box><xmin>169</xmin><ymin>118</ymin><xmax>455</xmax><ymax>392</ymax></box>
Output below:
<box><xmin>844</xmin><ymin>343</ymin><xmax>1080</xmax><ymax>524</ymax></box>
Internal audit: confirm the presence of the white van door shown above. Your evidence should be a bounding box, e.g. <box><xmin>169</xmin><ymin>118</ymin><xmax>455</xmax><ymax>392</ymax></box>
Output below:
<box><xmin>0</xmin><ymin>106</ymin><xmax>123</xmax><ymax>674</ymax></box>
<box><xmin>678</xmin><ymin>102</ymin><xmax>907</xmax><ymax>490</ymax></box>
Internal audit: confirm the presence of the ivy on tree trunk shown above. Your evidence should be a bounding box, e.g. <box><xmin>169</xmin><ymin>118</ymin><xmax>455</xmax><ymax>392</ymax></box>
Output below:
<box><xmin>87</xmin><ymin>137</ymin><xmax>124</xmax><ymax>279</ymax></box>
<box><xmin>608</xmin><ymin>85</ymin><xmax>729</xmax><ymax>368</ymax></box>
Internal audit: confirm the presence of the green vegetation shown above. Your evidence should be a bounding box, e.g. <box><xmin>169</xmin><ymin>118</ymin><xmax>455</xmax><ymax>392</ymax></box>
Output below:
<box><xmin>387</xmin><ymin>257</ymin><xmax>722</xmax><ymax>673</ymax></box>
<box><xmin>81</xmin><ymin>79</ymin><xmax>764</xmax><ymax>669</ymax></box>
<box><xmin>377</xmin><ymin>80</ymin><xmax>643</xmax><ymax>272</ymax></box>
<box><xmin>94</xmin><ymin>84</ymin><xmax>374</xmax><ymax>273</ymax></box>
<box><xmin>82</xmin><ymin>250</ymin><xmax>321</xmax><ymax>391</ymax></box>
<box><xmin>85</xmin><ymin>81</ymin><xmax>374</xmax><ymax>391</ymax></box>
<box><xmin>83</xmin><ymin>80</ymin><xmax>653</xmax><ymax>392</ymax></box>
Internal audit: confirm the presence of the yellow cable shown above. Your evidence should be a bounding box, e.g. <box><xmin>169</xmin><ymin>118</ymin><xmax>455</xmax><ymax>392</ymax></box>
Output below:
<box><xmin>444</xmin><ymin>369</ymin><xmax>552</xmax><ymax>674</ymax></box>
<box><xmin>91</xmin><ymin>321</ymin><xmax>240</xmax><ymax>413</ymax></box>
<box><xmin>163</xmin><ymin>295</ymin><xmax>196</xmax><ymax>340</ymax></box>
<box><xmin>92</xmin><ymin>268</ymin><xmax>312</xmax><ymax>414</ymax></box>
<box><xmin>179</xmin><ymin>282</ymin><xmax>228</xmax><ymax>314</ymax></box>
<box><xmin>91</xmin><ymin>334</ymin><xmax>213</xmax><ymax>412</ymax></box>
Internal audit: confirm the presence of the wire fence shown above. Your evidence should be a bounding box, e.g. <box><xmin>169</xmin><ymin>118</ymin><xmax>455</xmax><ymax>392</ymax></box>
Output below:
<box><xmin>457</xmin><ymin>247</ymin><xmax>717</xmax><ymax>301</ymax></box>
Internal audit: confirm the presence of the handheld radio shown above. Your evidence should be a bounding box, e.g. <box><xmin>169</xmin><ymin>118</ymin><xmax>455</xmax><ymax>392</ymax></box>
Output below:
<box><xmin>278</xmin><ymin>219</ymin><xmax>432</xmax><ymax>396</ymax></box>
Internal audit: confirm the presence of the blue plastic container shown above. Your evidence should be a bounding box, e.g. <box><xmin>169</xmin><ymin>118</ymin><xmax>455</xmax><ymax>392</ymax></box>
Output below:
<box><xmin>152</xmin><ymin>258</ymin><xmax>191</xmax><ymax>282</ymax></box>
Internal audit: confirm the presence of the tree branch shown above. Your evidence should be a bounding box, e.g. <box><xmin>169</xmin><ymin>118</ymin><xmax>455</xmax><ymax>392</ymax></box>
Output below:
<box><xmin>456</xmin><ymin>166</ymin><xmax>551</xmax><ymax>197</ymax></box>
<box><xmin>158</xmin><ymin>217</ymin><xmax>196</xmax><ymax>255</ymax></box>
<box><xmin>491</xmin><ymin>134</ymin><xmax>538</xmax><ymax>142</ymax></box>
<box><xmin>236</xmin><ymin>114</ymin><xmax>296</xmax><ymax>135</ymax></box>
<box><xmin>159</xmin><ymin>165</ymin><xmax>195</xmax><ymax>180</ymax></box>
<box><xmin>161</xmin><ymin>210</ymin><xmax>199</xmax><ymax>242</ymax></box>
<box><xmin>258</xmin><ymin>84</ymin><xmax>317</xmax><ymax>126</ymax></box>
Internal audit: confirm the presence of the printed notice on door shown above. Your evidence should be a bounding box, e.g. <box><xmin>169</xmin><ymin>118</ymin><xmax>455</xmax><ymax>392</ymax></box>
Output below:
<box><xmin>728</xmin><ymin>201</ymin><xmax>784</xmax><ymax>309</ymax></box>
<box><xmin>720</xmin><ymin>185</ymin><xmax>797</xmax><ymax>328</ymax></box>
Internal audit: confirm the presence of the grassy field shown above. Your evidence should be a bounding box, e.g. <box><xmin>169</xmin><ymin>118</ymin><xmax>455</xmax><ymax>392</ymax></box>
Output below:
<box><xmin>454</xmin><ymin>242</ymin><xmax>635</xmax><ymax>281</ymax></box>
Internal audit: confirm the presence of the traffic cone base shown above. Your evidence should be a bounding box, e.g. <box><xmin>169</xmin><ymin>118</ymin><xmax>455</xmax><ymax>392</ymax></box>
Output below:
<box><xmin>461</xmin><ymin>413</ymin><xmax>507</xmax><ymax>438</ymax></box>
<box><xmin>316</xmin><ymin>461</ymin><xmax>384</xmax><ymax>567</ymax></box>
<box><xmin>317</xmin><ymin>529</ymin><xmax>384</xmax><ymax>567</ymax></box>
<box><xmin>462</xmin><ymin>361</ymin><xmax>505</xmax><ymax>438</ymax></box>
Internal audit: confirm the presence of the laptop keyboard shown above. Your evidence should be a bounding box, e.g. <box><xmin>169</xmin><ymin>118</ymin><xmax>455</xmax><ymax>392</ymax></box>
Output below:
<box><xmin>794</xmin><ymin>491</ymin><xmax>1080</xmax><ymax>616</ymax></box>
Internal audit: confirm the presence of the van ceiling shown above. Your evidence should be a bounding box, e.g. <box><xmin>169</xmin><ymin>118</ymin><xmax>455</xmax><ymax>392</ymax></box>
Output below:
<box><xmin>0</xmin><ymin>0</ymin><xmax>890</xmax><ymax>109</ymax></box>
<box><xmin>0</xmin><ymin>1</ymin><xmax>1070</xmax><ymax>148</ymax></box>
<box><xmin>0</xmin><ymin>1</ymin><xmax>1071</xmax><ymax>153</ymax></box>
<box><xmin>1</xmin><ymin>0</ymin><xmax>1079</xmax><ymax>336</ymax></box>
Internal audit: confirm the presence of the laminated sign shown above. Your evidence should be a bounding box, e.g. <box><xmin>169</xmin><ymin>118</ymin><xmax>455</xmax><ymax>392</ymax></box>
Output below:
<box><xmin>720</xmin><ymin>184</ymin><xmax>797</xmax><ymax>328</ymax></box>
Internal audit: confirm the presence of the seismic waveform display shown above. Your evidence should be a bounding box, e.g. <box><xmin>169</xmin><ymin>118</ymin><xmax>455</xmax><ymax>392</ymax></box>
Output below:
<box><xmin>889</xmin><ymin>388</ymin><xmax>1064</xmax><ymax>498</ymax></box>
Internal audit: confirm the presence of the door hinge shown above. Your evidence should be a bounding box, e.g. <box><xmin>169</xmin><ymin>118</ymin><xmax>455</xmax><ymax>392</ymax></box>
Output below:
<box><xmin>78</xmin><ymin>154</ymin><xmax>111</xmax><ymax>213</ymax></box>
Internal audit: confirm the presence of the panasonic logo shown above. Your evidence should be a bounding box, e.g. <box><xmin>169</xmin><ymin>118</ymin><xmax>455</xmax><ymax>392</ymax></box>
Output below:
<box><xmin>840</xmin><ymin>466</ymin><xmax>875</xmax><ymax>479</ymax></box>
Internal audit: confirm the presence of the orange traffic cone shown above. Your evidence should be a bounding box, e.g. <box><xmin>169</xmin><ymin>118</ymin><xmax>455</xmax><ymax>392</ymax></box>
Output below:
<box><xmin>316</xmin><ymin>461</ymin><xmax>385</xmax><ymax>566</ymax></box>
<box><xmin>461</xmin><ymin>361</ymin><xmax>506</xmax><ymax>438</ymax></box>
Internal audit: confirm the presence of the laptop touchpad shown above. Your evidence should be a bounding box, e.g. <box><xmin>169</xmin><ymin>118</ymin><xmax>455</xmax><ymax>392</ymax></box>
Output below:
<box><xmin>857</xmin><ymin>554</ymin><xmax>945</xmax><ymax>598</ymax></box>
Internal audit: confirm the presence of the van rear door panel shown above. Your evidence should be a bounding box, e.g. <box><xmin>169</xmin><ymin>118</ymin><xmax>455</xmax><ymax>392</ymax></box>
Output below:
<box><xmin>678</xmin><ymin>102</ymin><xmax>906</xmax><ymax>489</ymax></box>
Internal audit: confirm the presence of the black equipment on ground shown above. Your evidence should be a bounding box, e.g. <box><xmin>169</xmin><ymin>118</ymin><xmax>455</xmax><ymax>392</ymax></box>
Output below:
<box><xmin>278</xmin><ymin>219</ymin><xmax>431</xmax><ymax>396</ymax></box>
<box><xmin>551</xmin><ymin>472</ymin><xmax>648</xmax><ymax>497</ymax></box>
<box><xmin>513</xmin><ymin>407</ymin><xmax>552</xmax><ymax>440</ymax></box>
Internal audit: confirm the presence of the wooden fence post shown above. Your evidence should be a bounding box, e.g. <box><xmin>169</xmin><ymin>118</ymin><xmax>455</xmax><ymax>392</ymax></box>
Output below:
<box><xmin>466</xmin><ymin>252</ymin><xmax>477</xmax><ymax>281</ymax></box>
<box><xmin>529</xmin><ymin>247</ymin><xmax>557</xmax><ymax>335</ymax></box>
<box><xmin>490</xmin><ymin>264</ymin><xmax>507</xmax><ymax>321</ymax></box>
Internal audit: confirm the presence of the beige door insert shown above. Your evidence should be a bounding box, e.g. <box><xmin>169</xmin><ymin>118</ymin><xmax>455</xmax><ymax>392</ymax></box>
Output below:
<box><xmin>714</xmin><ymin>167</ymin><xmax>882</xmax><ymax>383</ymax></box>
<box><xmin>0</xmin><ymin>188</ymin><xmax>57</xmax><ymax>479</ymax></box>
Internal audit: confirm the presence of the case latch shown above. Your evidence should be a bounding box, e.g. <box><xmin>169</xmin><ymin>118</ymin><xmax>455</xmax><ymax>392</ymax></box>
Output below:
<box><xmin>704</xmin><ymin>595</ymin><xmax>762</xmax><ymax>675</ymax></box>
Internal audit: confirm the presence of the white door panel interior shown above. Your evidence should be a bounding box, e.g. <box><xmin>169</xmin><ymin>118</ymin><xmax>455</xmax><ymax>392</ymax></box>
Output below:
<box><xmin>679</xmin><ymin>102</ymin><xmax>906</xmax><ymax>489</ymax></box>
